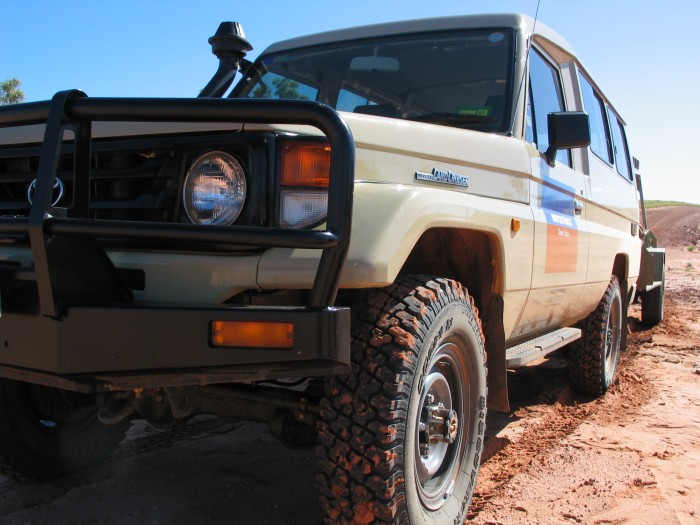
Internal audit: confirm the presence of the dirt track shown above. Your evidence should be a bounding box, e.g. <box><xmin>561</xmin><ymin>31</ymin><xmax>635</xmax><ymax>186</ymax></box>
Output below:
<box><xmin>468</xmin><ymin>249</ymin><xmax>700</xmax><ymax>524</ymax></box>
<box><xmin>469</xmin><ymin>206</ymin><xmax>700</xmax><ymax>525</ymax></box>
<box><xmin>0</xmin><ymin>207</ymin><xmax>698</xmax><ymax>524</ymax></box>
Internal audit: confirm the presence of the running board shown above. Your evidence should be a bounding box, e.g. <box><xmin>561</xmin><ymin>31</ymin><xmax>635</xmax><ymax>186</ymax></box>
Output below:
<box><xmin>505</xmin><ymin>327</ymin><xmax>581</xmax><ymax>368</ymax></box>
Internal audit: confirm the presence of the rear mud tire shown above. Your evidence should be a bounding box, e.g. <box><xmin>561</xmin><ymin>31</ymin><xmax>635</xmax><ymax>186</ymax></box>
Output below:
<box><xmin>568</xmin><ymin>276</ymin><xmax>624</xmax><ymax>397</ymax></box>
<box><xmin>0</xmin><ymin>379</ymin><xmax>128</xmax><ymax>480</ymax></box>
<box><xmin>317</xmin><ymin>276</ymin><xmax>487</xmax><ymax>524</ymax></box>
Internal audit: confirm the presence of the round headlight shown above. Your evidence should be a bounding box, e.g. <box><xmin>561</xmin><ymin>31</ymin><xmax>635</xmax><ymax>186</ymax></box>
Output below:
<box><xmin>183</xmin><ymin>151</ymin><xmax>247</xmax><ymax>225</ymax></box>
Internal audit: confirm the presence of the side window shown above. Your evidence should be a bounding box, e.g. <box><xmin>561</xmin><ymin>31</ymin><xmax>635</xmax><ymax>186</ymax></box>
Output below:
<box><xmin>337</xmin><ymin>89</ymin><xmax>377</xmax><ymax>112</ymax></box>
<box><xmin>528</xmin><ymin>49</ymin><xmax>570</xmax><ymax>167</ymax></box>
<box><xmin>578</xmin><ymin>72</ymin><xmax>613</xmax><ymax>164</ymax></box>
<box><xmin>607</xmin><ymin>108</ymin><xmax>632</xmax><ymax>181</ymax></box>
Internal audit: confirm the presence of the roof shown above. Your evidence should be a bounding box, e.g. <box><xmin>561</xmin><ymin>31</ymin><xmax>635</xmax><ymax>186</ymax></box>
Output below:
<box><xmin>261</xmin><ymin>13</ymin><xmax>576</xmax><ymax>58</ymax></box>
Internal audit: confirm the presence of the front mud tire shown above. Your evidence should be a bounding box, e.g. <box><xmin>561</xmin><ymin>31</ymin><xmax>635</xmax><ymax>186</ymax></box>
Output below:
<box><xmin>568</xmin><ymin>276</ymin><xmax>624</xmax><ymax>396</ymax></box>
<box><xmin>317</xmin><ymin>276</ymin><xmax>487</xmax><ymax>524</ymax></box>
<box><xmin>0</xmin><ymin>379</ymin><xmax>128</xmax><ymax>480</ymax></box>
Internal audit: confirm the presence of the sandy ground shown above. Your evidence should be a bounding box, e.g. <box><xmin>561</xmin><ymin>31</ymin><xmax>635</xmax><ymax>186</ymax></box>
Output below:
<box><xmin>0</xmin><ymin>207</ymin><xmax>698</xmax><ymax>524</ymax></box>
<box><xmin>469</xmin><ymin>244</ymin><xmax>700</xmax><ymax>525</ymax></box>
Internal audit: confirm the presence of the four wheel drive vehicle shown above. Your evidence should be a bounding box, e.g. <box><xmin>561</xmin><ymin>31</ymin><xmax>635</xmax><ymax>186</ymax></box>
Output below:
<box><xmin>0</xmin><ymin>13</ymin><xmax>665</xmax><ymax>524</ymax></box>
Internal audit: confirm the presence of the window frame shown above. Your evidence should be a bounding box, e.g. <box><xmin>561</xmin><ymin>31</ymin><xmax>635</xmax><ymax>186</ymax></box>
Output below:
<box><xmin>577</xmin><ymin>70</ymin><xmax>614</xmax><ymax>167</ymax></box>
<box><xmin>606</xmin><ymin>106</ymin><xmax>634</xmax><ymax>182</ymax></box>
<box><xmin>527</xmin><ymin>46</ymin><xmax>572</xmax><ymax>167</ymax></box>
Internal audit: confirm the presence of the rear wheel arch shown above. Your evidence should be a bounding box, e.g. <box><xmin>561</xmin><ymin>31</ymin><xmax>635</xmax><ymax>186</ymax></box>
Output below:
<box><xmin>612</xmin><ymin>253</ymin><xmax>629</xmax><ymax>289</ymax></box>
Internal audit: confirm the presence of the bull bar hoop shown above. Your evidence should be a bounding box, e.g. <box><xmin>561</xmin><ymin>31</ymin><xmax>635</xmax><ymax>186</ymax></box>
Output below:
<box><xmin>0</xmin><ymin>90</ymin><xmax>355</xmax><ymax>317</ymax></box>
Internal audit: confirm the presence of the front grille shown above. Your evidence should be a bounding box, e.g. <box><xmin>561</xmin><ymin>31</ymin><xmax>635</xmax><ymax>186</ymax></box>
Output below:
<box><xmin>0</xmin><ymin>132</ymin><xmax>271</xmax><ymax>251</ymax></box>
<box><xmin>0</xmin><ymin>146</ymin><xmax>176</xmax><ymax>222</ymax></box>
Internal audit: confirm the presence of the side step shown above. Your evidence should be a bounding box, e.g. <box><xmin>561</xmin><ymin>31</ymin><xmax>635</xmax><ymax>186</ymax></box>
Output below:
<box><xmin>505</xmin><ymin>327</ymin><xmax>581</xmax><ymax>368</ymax></box>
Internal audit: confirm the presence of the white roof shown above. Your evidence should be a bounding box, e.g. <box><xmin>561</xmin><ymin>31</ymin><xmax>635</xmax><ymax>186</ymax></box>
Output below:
<box><xmin>261</xmin><ymin>13</ymin><xmax>576</xmax><ymax>58</ymax></box>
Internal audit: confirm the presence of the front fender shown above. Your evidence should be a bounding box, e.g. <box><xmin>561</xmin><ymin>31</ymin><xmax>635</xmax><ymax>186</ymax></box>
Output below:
<box><xmin>257</xmin><ymin>182</ymin><xmax>532</xmax><ymax>290</ymax></box>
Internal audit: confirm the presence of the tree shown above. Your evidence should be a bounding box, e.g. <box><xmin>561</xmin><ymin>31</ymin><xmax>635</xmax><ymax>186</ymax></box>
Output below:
<box><xmin>0</xmin><ymin>78</ymin><xmax>25</xmax><ymax>105</ymax></box>
<box><xmin>272</xmin><ymin>78</ymin><xmax>308</xmax><ymax>100</ymax></box>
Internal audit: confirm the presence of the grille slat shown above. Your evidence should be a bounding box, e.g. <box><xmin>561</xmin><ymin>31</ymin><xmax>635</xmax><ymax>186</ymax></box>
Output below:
<box><xmin>0</xmin><ymin>149</ymin><xmax>175</xmax><ymax>220</ymax></box>
<box><xmin>1</xmin><ymin>132</ymin><xmax>267</xmax><ymax>243</ymax></box>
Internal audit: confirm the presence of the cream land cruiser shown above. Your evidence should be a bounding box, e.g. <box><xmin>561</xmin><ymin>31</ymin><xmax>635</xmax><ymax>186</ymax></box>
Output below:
<box><xmin>0</xmin><ymin>13</ymin><xmax>665</xmax><ymax>525</ymax></box>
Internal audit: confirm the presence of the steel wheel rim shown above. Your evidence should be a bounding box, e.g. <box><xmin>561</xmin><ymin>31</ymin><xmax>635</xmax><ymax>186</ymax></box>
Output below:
<box><xmin>414</xmin><ymin>341</ymin><xmax>469</xmax><ymax>510</ymax></box>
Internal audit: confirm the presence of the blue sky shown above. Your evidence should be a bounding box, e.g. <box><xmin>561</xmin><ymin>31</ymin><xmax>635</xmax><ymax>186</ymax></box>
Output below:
<box><xmin>2</xmin><ymin>0</ymin><xmax>699</xmax><ymax>204</ymax></box>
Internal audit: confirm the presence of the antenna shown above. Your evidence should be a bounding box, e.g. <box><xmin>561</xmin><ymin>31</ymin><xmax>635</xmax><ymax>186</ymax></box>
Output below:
<box><xmin>532</xmin><ymin>0</ymin><xmax>542</xmax><ymax>30</ymax></box>
<box><xmin>508</xmin><ymin>0</ymin><xmax>542</xmax><ymax>136</ymax></box>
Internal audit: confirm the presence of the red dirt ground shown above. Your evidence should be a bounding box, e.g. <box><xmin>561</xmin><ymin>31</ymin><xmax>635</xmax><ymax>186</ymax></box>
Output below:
<box><xmin>468</xmin><ymin>206</ymin><xmax>700</xmax><ymax>525</ymax></box>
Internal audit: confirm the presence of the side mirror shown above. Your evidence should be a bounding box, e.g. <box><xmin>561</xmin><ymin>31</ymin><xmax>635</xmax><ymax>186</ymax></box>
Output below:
<box><xmin>545</xmin><ymin>112</ymin><xmax>590</xmax><ymax>166</ymax></box>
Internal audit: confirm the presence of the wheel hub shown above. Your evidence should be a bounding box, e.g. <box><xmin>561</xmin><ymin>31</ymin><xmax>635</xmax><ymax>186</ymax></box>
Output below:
<box><xmin>417</xmin><ymin>370</ymin><xmax>461</xmax><ymax>483</ymax></box>
<box><xmin>420</xmin><ymin>401</ymin><xmax>459</xmax><ymax>458</ymax></box>
<box><xmin>413</xmin><ymin>342</ymin><xmax>472</xmax><ymax>511</ymax></box>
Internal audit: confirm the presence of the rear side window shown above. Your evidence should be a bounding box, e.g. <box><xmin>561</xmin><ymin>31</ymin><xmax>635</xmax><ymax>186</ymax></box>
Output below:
<box><xmin>528</xmin><ymin>49</ymin><xmax>570</xmax><ymax>167</ymax></box>
<box><xmin>337</xmin><ymin>89</ymin><xmax>378</xmax><ymax>112</ymax></box>
<box><xmin>578</xmin><ymin>72</ymin><xmax>613</xmax><ymax>164</ymax></box>
<box><xmin>607</xmin><ymin>108</ymin><xmax>632</xmax><ymax>181</ymax></box>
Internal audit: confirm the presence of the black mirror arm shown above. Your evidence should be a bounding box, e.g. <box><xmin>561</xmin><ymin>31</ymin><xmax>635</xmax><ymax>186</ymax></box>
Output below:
<box><xmin>544</xmin><ymin>144</ymin><xmax>558</xmax><ymax>166</ymax></box>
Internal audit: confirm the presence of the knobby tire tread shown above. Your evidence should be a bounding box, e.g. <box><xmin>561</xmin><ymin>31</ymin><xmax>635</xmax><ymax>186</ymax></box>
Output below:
<box><xmin>316</xmin><ymin>276</ymin><xmax>485</xmax><ymax>524</ymax></box>
<box><xmin>568</xmin><ymin>276</ymin><xmax>621</xmax><ymax>397</ymax></box>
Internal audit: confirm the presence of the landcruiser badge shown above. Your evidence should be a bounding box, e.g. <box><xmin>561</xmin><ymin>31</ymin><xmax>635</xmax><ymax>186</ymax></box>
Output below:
<box><xmin>415</xmin><ymin>168</ymin><xmax>469</xmax><ymax>188</ymax></box>
<box><xmin>27</xmin><ymin>177</ymin><xmax>65</xmax><ymax>207</ymax></box>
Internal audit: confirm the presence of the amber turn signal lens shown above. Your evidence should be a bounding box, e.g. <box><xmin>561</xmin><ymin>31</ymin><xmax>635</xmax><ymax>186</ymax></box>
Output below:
<box><xmin>281</xmin><ymin>143</ymin><xmax>331</xmax><ymax>187</ymax></box>
<box><xmin>211</xmin><ymin>321</ymin><xmax>294</xmax><ymax>349</ymax></box>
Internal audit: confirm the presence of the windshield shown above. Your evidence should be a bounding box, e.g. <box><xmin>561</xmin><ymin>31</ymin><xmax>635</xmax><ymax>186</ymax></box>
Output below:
<box><xmin>232</xmin><ymin>28</ymin><xmax>515</xmax><ymax>133</ymax></box>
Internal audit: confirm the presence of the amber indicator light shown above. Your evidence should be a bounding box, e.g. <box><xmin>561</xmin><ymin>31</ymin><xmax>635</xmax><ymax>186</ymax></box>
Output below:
<box><xmin>281</xmin><ymin>143</ymin><xmax>331</xmax><ymax>187</ymax></box>
<box><xmin>211</xmin><ymin>321</ymin><xmax>294</xmax><ymax>349</ymax></box>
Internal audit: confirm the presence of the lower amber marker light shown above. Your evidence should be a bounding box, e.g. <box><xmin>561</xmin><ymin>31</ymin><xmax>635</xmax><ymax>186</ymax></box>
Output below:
<box><xmin>211</xmin><ymin>321</ymin><xmax>294</xmax><ymax>349</ymax></box>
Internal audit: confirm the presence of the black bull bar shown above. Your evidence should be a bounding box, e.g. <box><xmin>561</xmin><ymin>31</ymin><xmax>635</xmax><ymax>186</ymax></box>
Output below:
<box><xmin>0</xmin><ymin>91</ymin><xmax>355</xmax><ymax>390</ymax></box>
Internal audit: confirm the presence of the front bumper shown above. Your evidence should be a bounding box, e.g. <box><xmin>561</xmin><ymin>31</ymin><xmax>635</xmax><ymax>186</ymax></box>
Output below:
<box><xmin>0</xmin><ymin>304</ymin><xmax>350</xmax><ymax>392</ymax></box>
